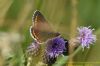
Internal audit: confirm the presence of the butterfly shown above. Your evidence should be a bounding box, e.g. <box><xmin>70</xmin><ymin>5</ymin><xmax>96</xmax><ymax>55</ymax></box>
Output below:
<box><xmin>30</xmin><ymin>10</ymin><xmax>60</xmax><ymax>44</ymax></box>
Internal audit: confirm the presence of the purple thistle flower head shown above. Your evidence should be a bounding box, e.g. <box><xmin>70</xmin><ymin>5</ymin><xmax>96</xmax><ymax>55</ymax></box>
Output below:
<box><xmin>45</xmin><ymin>36</ymin><xmax>66</xmax><ymax>58</ymax></box>
<box><xmin>77</xmin><ymin>26</ymin><xmax>96</xmax><ymax>49</ymax></box>
<box><xmin>27</xmin><ymin>41</ymin><xmax>40</xmax><ymax>55</ymax></box>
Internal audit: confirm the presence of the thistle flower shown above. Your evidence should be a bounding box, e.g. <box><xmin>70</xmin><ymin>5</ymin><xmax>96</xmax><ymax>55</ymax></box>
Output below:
<box><xmin>43</xmin><ymin>52</ymin><xmax>57</xmax><ymax>66</ymax></box>
<box><xmin>27</xmin><ymin>41</ymin><xmax>40</xmax><ymax>55</ymax></box>
<box><xmin>45</xmin><ymin>36</ymin><xmax>66</xmax><ymax>58</ymax></box>
<box><xmin>77</xmin><ymin>26</ymin><xmax>96</xmax><ymax>49</ymax></box>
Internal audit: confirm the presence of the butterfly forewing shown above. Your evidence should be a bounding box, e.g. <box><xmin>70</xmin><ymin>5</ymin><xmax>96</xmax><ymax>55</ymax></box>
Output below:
<box><xmin>30</xmin><ymin>10</ymin><xmax>60</xmax><ymax>43</ymax></box>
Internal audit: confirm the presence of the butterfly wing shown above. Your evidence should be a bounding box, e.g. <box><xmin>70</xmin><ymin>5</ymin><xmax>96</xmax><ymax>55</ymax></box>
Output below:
<box><xmin>30</xmin><ymin>10</ymin><xmax>60</xmax><ymax>43</ymax></box>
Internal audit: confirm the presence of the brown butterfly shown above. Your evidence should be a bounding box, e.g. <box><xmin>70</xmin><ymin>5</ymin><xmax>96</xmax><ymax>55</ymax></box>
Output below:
<box><xmin>30</xmin><ymin>10</ymin><xmax>60</xmax><ymax>44</ymax></box>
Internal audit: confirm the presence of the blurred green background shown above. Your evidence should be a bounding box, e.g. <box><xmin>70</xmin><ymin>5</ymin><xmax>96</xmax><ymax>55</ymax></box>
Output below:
<box><xmin>0</xmin><ymin>0</ymin><xmax>100</xmax><ymax>66</ymax></box>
